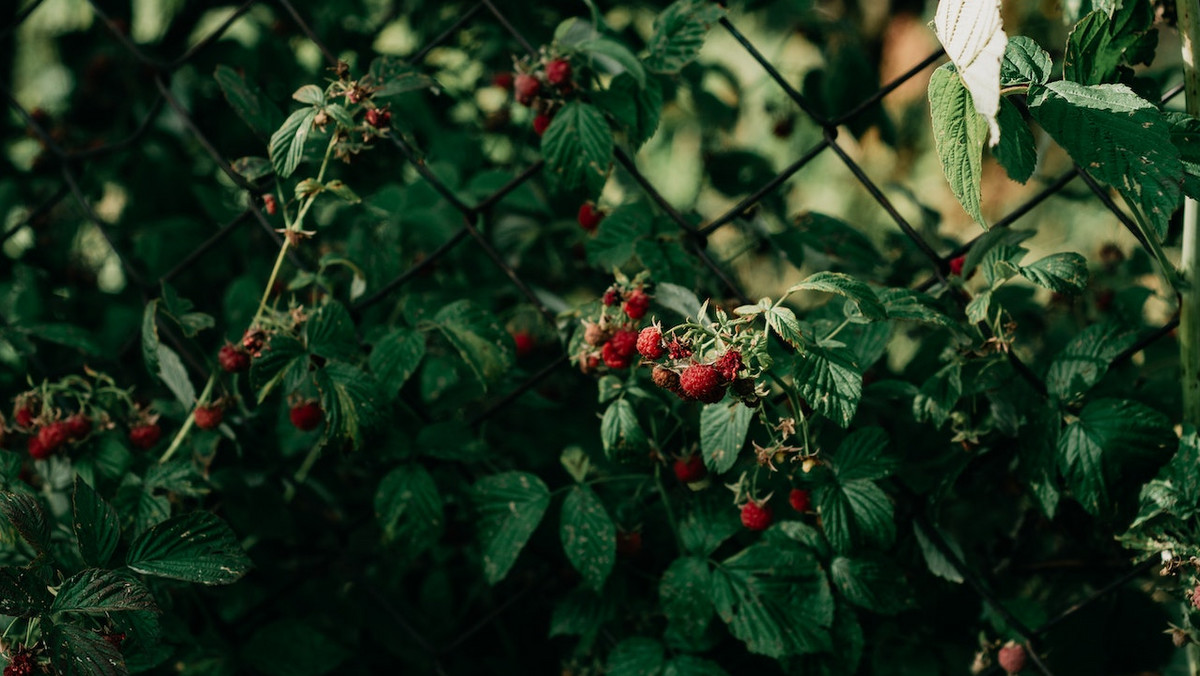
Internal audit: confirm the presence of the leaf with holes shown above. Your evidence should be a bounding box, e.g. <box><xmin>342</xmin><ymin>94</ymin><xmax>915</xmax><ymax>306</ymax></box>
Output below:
<box><xmin>0</xmin><ymin>490</ymin><xmax>49</xmax><ymax>553</ymax></box>
<box><xmin>929</xmin><ymin>64</ymin><xmax>989</xmax><ymax>226</ymax></box>
<box><xmin>560</xmin><ymin>485</ymin><xmax>615</xmax><ymax>591</ymax></box>
<box><xmin>375</xmin><ymin>464</ymin><xmax>443</xmax><ymax>555</ymax></box>
<box><xmin>125</xmin><ymin>511</ymin><xmax>251</xmax><ymax>585</ymax></box>
<box><xmin>0</xmin><ymin>566</ymin><xmax>52</xmax><ymax>617</ymax></box>
<box><xmin>660</xmin><ymin>556</ymin><xmax>713</xmax><ymax>644</ymax></box>
<box><xmin>51</xmin><ymin>569</ymin><xmax>158</xmax><ymax>616</ymax></box>
<box><xmin>47</xmin><ymin>622</ymin><xmax>126</xmax><ymax>676</ymax></box>
<box><xmin>700</xmin><ymin>400</ymin><xmax>753</xmax><ymax>474</ymax></box>
<box><xmin>542</xmin><ymin>102</ymin><xmax>613</xmax><ymax>195</ymax></box>
<box><xmin>473</xmin><ymin>472</ymin><xmax>550</xmax><ymax>585</ymax></box>
<box><xmin>1020</xmin><ymin>252</ymin><xmax>1089</xmax><ymax>294</ymax></box>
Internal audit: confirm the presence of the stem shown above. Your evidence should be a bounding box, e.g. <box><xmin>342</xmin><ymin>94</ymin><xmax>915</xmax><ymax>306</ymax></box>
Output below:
<box><xmin>158</xmin><ymin>375</ymin><xmax>215</xmax><ymax>464</ymax></box>
<box><xmin>293</xmin><ymin>440</ymin><xmax>324</xmax><ymax>484</ymax></box>
<box><xmin>1179</xmin><ymin>0</ymin><xmax>1200</xmax><ymax>424</ymax></box>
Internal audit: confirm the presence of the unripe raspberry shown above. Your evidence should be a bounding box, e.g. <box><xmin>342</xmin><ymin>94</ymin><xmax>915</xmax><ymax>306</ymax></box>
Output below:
<box><xmin>673</xmin><ymin>455</ymin><xmax>706</xmax><ymax>483</ymax></box>
<box><xmin>546</xmin><ymin>59</ymin><xmax>572</xmax><ymax>86</ymax></box>
<box><xmin>194</xmin><ymin>405</ymin><xmax>224</xmax><ymax>430</ymax></box>
<box><xmin>583</xmin><ymin>322</ymin><xmax>610</xmax><ymax>347</ymax></box>
<box><xmin>679</xmin><ymin>364</ymin><xmax>725</xmax><ymax>403</ymax></box>
<box><xmin>651</xmin><ymin>366</ymin><xmax>683</xmax><ymax>396</ymax></box>
<box><xmin>514</xmin><ymin>73</ymin><xmax>540</xmax><ymax>106</ymax></box>
<box><xmin>290</xmin><ymin>401</ymin><xmax>323</xmax><ymax>431</ymax></box>
<box><xmin>532</xmin><ymin>113</ymin><xmax>552</xmax><ymax>136</ymax></box>
<box><xmin>740</xmin><ymin>501</ymin><xmax>772</xmax><ymax>531</ymax></box>
<box><xmin>788</xmin><ymin>488</ymin><xmax>811</xmax><ymax>512</ymax></box>
<box><xmin>997</xmin><ymin>641</ymin><xmax>1026</xmax><ymax>674</ymax></box>
<box><xmin>636</xmin><ymin>327</ymin><xmax>665</xmax><ymax>360</ymax></box>
<box><xmin>577</xmin><ymin>203</ymin><xmax>604</xmax><ymax>231</ymax></box>
<box><xmin>219</xmin><ymin>344</ymin><xmax>250</xmax><ymax>373</ymax></box>
<box><xmin>623</xmin><ymin>289</ymin><xmax>650</xmax><ymax>320</ymax></box>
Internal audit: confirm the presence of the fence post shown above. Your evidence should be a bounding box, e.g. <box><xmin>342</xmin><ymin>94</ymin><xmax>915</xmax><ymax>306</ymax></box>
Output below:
<box><xmin>1179</xmin><ymin>0</ymin><xmax>1200</xmax><ymax>425</ymax></box>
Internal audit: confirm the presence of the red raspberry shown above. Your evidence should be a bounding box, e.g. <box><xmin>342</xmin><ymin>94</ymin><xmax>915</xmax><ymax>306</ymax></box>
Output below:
<box><xmin>194</xmin><ymin>405</ymin><xmax>224</xmax><ymax>430</ymax></box>
<box><xmin>27</xmin><ymin>436</ymin><xmax>50</xmax><ymax>460</ymax></box>
<box><xmin>545</xmin><ymin>59</ymin><xmax>572</xmax><ymax>86</ymax></box>
<box><xmin>623</xmin><ymin>289</ymin><xmax>650</xmax><ymax>320</ymax></box>
<box><xmin>788</xmin><ymin>488</ymin><xmax>811</xmax><ymax>512</ymax></box>
<box><xmin>713</xmin><ymin>350</ymin><xmax>743</xmax><ymax>381</ymax></box>
<box><xmin>679</xmin><ymin>364</ymin><xmax>725</xmax><ymax>403</ymax></box>
<box><xmin>512</xmin><ymin>331</ymin><xmax>535</xmax><ymax>358</ymax></box>
<box><xmin>602</xmin><ymin>288</ymin><xmax>618</xmax><ymax>306</ymax></box>
<box><xmin>289</xmin><ymin>401</ymin><xmax>323</xmax><ymax>431</ymax></box>
<box><xmin>129</xmin><ymin>424</ymin><xmax>162</xmax><ymax>450</ymax></box>
<box><xmin>3</xmin><ymin>648</ymin><xmax>34</xmax><ymax>676</ymax></box>
<box><xmin>740</xmin><ymin>501</ymin><xmax>773</xmax><ymax>531</ymax></box>
<box><xmin>577</xmin><ymin>203</ymin><xmax>604</xmax><ymax>231</ymax></box>
<box><xmin>948</xmin><ymin>255</ymin><xmax>966</xmax><ymax>276</ymax></box>
<box><xmin>673</xmin><ymin>455</ymin><xmax>706</xmax><ymax>483</ymax></box>
<box><xmin>609</xmin><ymin>330</ymin><xmax>637</xmax><ymax>358</ymax></box>
<box><xmin>65</xmin><ymin>413</ymin><xmax>91</xmax><ymax>440</ymax></box>
<box><xmin>38</xmin><ymin>422</ymin><xmax>69</xmax><ymax>452</ymax></box>
<box><xmin>997</xmin><ymin>641</ymin><xmax>1027</xmax><ymax>674</ymax></box>
<box><xmin>492</xmin><ymin>72</ymin><xmax>513</xmax><ymax>91</ymax></box>
<box><xmin>366</xmin><ymin>107</ymin><xmax>391</xmax><ymax>129</ymax></box>
<box><xmin>514</xmin><ymin>73</ymin><xmax>540</xmax><ymax>106</ymax></box>
<box><xmin>532</xmin><ymin>113</ymin><xmax>552</xmax><ymax>136</ymax></box>
<box><xmin>103</xmin><ymin>632</ymin><xmax>126</xmax><ymax>648</ymax></box>
<box><xmin>262</xmin><ymin>193</ymin><xmax>278</xmax><ymax>216</ymax></box>
<box><xmin>14</xmin><ymin>406</ymin><xmax>35</xmax><ymax>429</ymax></box>
<box><xmin>616</xmin><ymin>530</ymin><xmax>642</xmax><ymax>558</ymax></box>
<box><xmin>601</xmin><ymin>342</ymin><xmax>632</xmax><ymax>370</ymax></box>
<box><xmin>665</xmin><ymin>338</ymin><xmax>692</xmax><ymax>360</ymax></box>
<box><xmin>219</xmin><ymin>344</ymin><xmax>250</xmax><ymax>373</ymax></box>
<box><xmin>636</xmin><ymin>327</ymin><xmax>665</xmax><ymax>360</ymax></box>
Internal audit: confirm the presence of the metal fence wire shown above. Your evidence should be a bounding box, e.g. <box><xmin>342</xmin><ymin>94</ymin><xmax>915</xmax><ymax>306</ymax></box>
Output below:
<box><xmin>0</xmin><ymin>0</ymin><xmax>1189</xmax><ymax>673</ymax></box>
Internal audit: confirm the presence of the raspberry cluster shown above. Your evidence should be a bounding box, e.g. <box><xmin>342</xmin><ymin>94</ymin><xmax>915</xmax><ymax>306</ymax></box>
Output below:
<box><xmin>574</xmin><ymin>282</ymin><xmax>656</xmax><ymax>374</ymax></box>
<box><xmin>3</xmin><ymin>648</ymin><xmax>35</xmax><ymax>676</ymax></box>
<box><xmin>506</xmin><ymin>54</ymin><xmax>577</xmax><ymax>136</ymax></box>
<box><xmin>637</xmin><ymin>330</ymin><xmax>752</xmax><ymax>405</ymax></box>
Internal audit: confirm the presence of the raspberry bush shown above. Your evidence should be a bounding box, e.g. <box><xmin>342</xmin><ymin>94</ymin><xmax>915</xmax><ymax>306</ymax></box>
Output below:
<box><xmin>3</xmin><ymin>0</ymin><xmax>1200</xmax><ymax>674</ymax></box>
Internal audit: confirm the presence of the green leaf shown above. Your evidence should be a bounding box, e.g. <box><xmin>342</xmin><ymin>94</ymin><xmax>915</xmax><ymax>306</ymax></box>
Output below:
<box><xmin>0</xmin><ymin>567</ymin><xmax>52</xmax><ymax>617</ymax></box>
<box><xmin>699</xmin><ymin>400</ymin><xmax>753</xmax><ymax>474</ymax></box>
<box><xmin>51</xmin><ymin>569</ymin><xmax>158</xmax><ymax>616</ymax></box>
<box><xmin>1020</xmin><ymin>252</ymin><xmax>1089</xmax><ymax>293</ymax></box>
<box><xmin>434</xmin><ymin>300</ymin><xmax>514</xmax><ymax>390</ymax></box>
<box><xmin>602</xmin><ymin>399</ymin><xmax>650</xmax><ymax>464</ymax></box>
<box><xmin>644</xmin><ymin>0</ymin><xmax>725</xmax><ymax>74</ymax></box>
<box><xmin>993</xmin><ymin>97</ymin><xmax>1037</xmax><ymax>183</ymax></box>
<box><xmin>473</xmin><ymin>472</ymin><xmax>551</xmax><ymax>585</ymax></box>
<box><xmin>763</xmin><ymin>306</ymin><xmax>804</xmax><ymax>348</ymax></box>
<box><xmin>242</xmin><ymin>619</ymin><xmax>350</xmax><ymax>676</ymax></box>
<box><xmin>542</xmin><ymin>101</ymin><xmax>614</xmax><ymax>195</ymax></box>
<box><xmin>794</xmin><ymin>345</ymin><xmax>863</xmax><ymax>428</ymax></box>
<box><xmin>654</xmin><ymin>282</ymin><xmax>703</xmax><ymax>320</ymax></box>
<box><xmin>928</xmin><ymin>63</ymin><xmax>989</xmax><ymax>227</ymax></box>
<box><xmin>73</xmin><ymin>477</ymin><xmax>121</xmax><ymax>567</ymax></box>
<box><xmin>660</xmin><ymin>557</ymin><xmax>713</xmax><ymax>643</ymax></box>
<box><xmin>830</xmin><ymin>556</ymin><xmax>913</xmax><ymax>614</ymax></box>
<box><xmin>1063</xmin><ymin>1</ymin><xmax>1155</xmax><ymax>86</ymax></box>
<box><xmin>0</xmin><ymin>490</ymin><xmax>49</xmax><ymax>553</ymax></box>
<box><xmin>788</xmin><ymin>271</ymin><xmax>886</xmax><ymax>321</ymax></box>
<box><xmin>231</xmin><ymin>156</ymin><xmax>273</xmax><ymax>181</ymax></box>
<box><xmin>141</xmin><ymin>300</ymin><xmax>161</xmax><ymax>383</ymax></box>
<box><xmin>815</xmin><ymin>479</ymin><xmax>895</xmax><ymax>554</ymax></box>
<box><xmin>369</xmin><ymin>327</ymin><xmax>426</xmax><ymax>397</ymax></box>
<box><xmin>830</xmin><ymin>427</ymin><xmax>894</xmax><ymax>482</ymax></box>
<box><xmin>125</xmin><ymin>511</ymin><xmax>251</xmax><ymax>585</ymax></box>
<box><xmin>1129</xmin><ymin>427</ymin><xmax>1200</xmax><ymax>530</ymax></box>
<box><xmin>1059</xmin><ymin>399</ymin><xmax>1175</xmax><ymax>514</ymax></box>
<box><xmin>47</xmin><ymin>623</ymin><xmax>127</xmax><ymax>676</ymax></box>
<box><xmin>250</xmin><ymin>333</ymin><xmax>308</xmax><ymax>403</ymax></box>
<box><xmin>709</xmin><ymin>539</ymin><xmax>834</xmax><ymax>658</ymax></box>
<box><xmin>913</xmin><ymin>362</ymin><xmax>962</xmax><ymax>428</ymax></box>
<box><xmin>1166</xmin><ymin>111</ymin><xmax>1200</xmax><ymax>200</ymax></box>
<box><xmin>878</xmin><ymin>288</ymin><xmax>955</xmax><ymax>328</ymax></box>
<box><xmin>375</xmin><ymin>464</ymin><xmax>443</xmax><ymax>554</ymax></box>
<box><xmin>913</xmin><ymin>521</ymin><xmax>965</xmax><ymax>584</ymax></box>
<box><xmin>269</xmin><ymin>107</ymin><xmax>318</xmax><ymax>179</ymax></box>
<box><xmin>314</xmin><ymin>363</ymin><xmax>385</xmax><ymax>452</ymax></box>
<box><xmin>155</xmin><ymin>343</ymin><xmax>196</xmax><ymax>410</ymax></box>
<box><xmin>550</xmin><ymin>587</ymin><xmax>614</xmax><ymax>638</ymax></box>
<box><xmin>1000</xmin><ymin>36</ymin><xmax>1052</xmax><ymax>87</ymax></box>
<box><xmin>291</xmin><ymin>84</ymin><xmax>325</xmax><ymax>106</ymax></box>
<box><xmin>962</xmin><ymin>229</ymin><xmax>1034</xmax><ymax>279</ymax></box>
<box><xmin>577</xmin><ymin>36</ymin><xmax>646</xmax><ymax>88</ymax></box>
<box><xmin>367</xmin><ymin>55</ymin><xmax>436</xmax><ymax>98</ymax></box>
<box><xmin>608</xmin><ymin>637</ymin><xmax>664</xmax><ymax>676</ymax></box>
<box><xmin>664</xmin><ymin>656</ymin><xmax>728</xmax><ymax>676</ymax></box>
<box><xmin>22</xmin><ymin>323</ymin><xmax>103</xmax><ymax>355</ymax></box>
<box><xmin>560</xmin><ymin>486</ymin><xmax>616</xmax><ymax>591</ymax></box>
<box><xmin>594</xmin><ymin>73</ymin><xmax>662</xmax><ymax>147</ymax></box>
<box><xmin>214</xmin><ymin>65</ymin><xmax>282</xmax><ymax>139</ymax></box>
<box><xmin>305</xmin><ymin>300</ymin><xmax>358</xmax><ymax>361</ymax></box>
<box><xmin>586</xmin><ymin>203</ymin><xmax>652</xmax><ymax>269</ymax></box>
<box><xmin>679</xmin><ymin>494</ymin><xmax>740</xmax><ymax>557</ymax></box>
<box><xmin>1046</xmin><ymin>322</ymin><xmax>1139</xmax><ymax>402</ymax></box>
<box><xmin>1029</xmin><ymin>80</ymin><xmax>1182</xmax><ymax>240</ymax></box>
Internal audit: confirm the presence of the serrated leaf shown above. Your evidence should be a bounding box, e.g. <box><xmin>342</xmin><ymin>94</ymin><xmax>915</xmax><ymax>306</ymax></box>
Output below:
<box><xmin>0</xmin><ymin>490</ymin><xmax>49</xmax><ymax>552</ymax></box>
<box><xmin>305</xmin><ymin>300</ymin><xmax>358</xmax><ymax>361</ymax></box>
<box><xmin>1020</xmin><ymin>252</ymin><xmax>1089</xmax><ymax>293</ymax></box>
<box><xmin>913</xmin><ymin>361</ymin><xmax>962</xmax><ymax>428</ymax></box>
<box><xmin>660</xmin><ymin>557</ymin><xmax>713</xmax><ymax>643</ymax></box>
<box><xmin>586</xmin><ymin>203</ymin><xmax>651</xmax><ymax>269</ymax></box>
<box><xmin>366</xmin><ymin>55</ymin><xmax>436</xmax><ymax>98</ymax></box>
<box><xmin>699</xmin><ymin>400</ymin><xmax>753</xmax><ymax>474</ymax></box>
<box><xmin>473</xmin><ymin>472</ymin><xmax>550</xmax><ymax>585</ymax></box>
<box><xmin>560</xmin><ymin>486</ymin><xmax>615</xmax><ymax>591</ymax></box>
<box><xmin>214</xmin><ymin>65</ymin><xmax>282</xmax><ymax>139</ymax></box>
<box><xmin>830</xmin><ymin>556</ymin><xmax>913</xmax><ymax>614</ymax></box>
<box><xmin>47</xmin><ymin>623</ymin><xmax>127</xmax><ymax>676</ymax></box>
<box><xmin>250</xmin><ymin>334</ymin><xmax>307</xmax><ymax>403</ymax></box>
<box><xmin>369</xmin><ymin>327</ymin><xmax>426</xmax><ymax>396</ymax></box>
<box><xmin>51</xmin><ymin>569</ymin><xmax>158</xmax><ymax>616</ymax></box>
<box><xmin>0</xmin><ymin>566</ymin><xmax>52</xmax><ymax>617</ymax></box>
<box><xmin>962</xmin><ymin>228</ymin><xmax>1034</xmax><ymax>278</ymax></box>
<box><xmin>929</xmin><ymin>64</ymin><xmax>989</xmax><ymax>226</ymax></box>
<box><xmin>830</xmin><ymin>427</ymin><xmax>894</xmax><ymax>482</ymax></box>
<box><xmin>375</xmin><ymin>464</ymin><xmax>443</xmax><ymax>555</ymax></box>
<box><xmin>1000</xmin><ymin>36</ymin><xmax>1052</xmax><ymax>87</ymax></box>
<box><xmin>435</xmin><ymin>300</ymin><xmax>514</xmax><ymax>390</ymax></box>
<box><xmin>601</xmin><ymin>399</ymin><xmax>649</xmax><ymax>464</ymax></box>
<box><xmin>644</xmin><ymin>0</ymin><xmax>725</xmax><ymax>74</ymax></box>
<box><xmin>816</xmin><ymin>479</ymin><xmax>895</xmax><ymax>554</ymax></box>
<box><xmin>878</xmin><ymin>288</ymin><xmax>955</xmax><ymax>328</ymax></box>
<box><xmin>1046</xmin><ymin>322</ymin><xmax>1139</xmax><ymax>402</ymax></box>
<box><xmin>594</xmin><ymin>73</ymin><xmax>662</xmax><ymax>147</ymax></box>
<box><xmin>679</xmin><ymin>494</ymin><xmax>741</xmax><ymax>557</ymax></box>
<box><xmin>576</xmin><ymin>36</ymin><xmax>646</xmax><ymax>88</ymax></box>
<box><xmin>291</xmin><ymin>84</ymin><xmax>324</xmax><ymax>105</ymax></box>
<box><xmin>269</xmin><ymin>107</ymin><xmax>318</xmax><ymax>179</ymax></box>
<box><xmin>788</xmin><ymin>271</ymin><xmax>886</xmax><ymax>321</ymax></box>
<box><xmin>1166</xmin><ymin>111</ymin><xmax>1200</xmax><ymax>199</ymax></box>
<box><xmin>125</xmin><ymin>511</ymin><xmax>251</xmax><ymax>585</ymax></box>
<box><xmin>993</xmin><ymin>97</ymin><xmax>1037</xmax><ymax>183</ymax></box>
<box><xmin>542</xmin><ymin>102</ymin><xmax>613</xmax><ymax>195</ymax></box>
<box><xmin>763</xmin><ymin>306</ymin><xmax>804</xmax><ymax>348</ymax></box>
<box><xmin>795</xmin><ymin>345</ymin><xmax>862</xmax><ymax>428</ymax></box>
<box><xmin>913</xmin><ymin>521</ymin><xmax>965</xmax><ymax>583</ymax></box>
<box><xmin>934</xmin><ymin>0</ymin><xmax>1007</xmax><ymax>144</ymax></box>
<box><xmin>608</xmin><ymin>637</ymin><xmax>664</xmax><ymax>676</ymax></box>
<box><xmin>74</xmin><ymin>477</ymin><xmax>120</xmax><ymax>567</ymax></box>
<box><xmin>1063</xmin><ymin>1</ymin><xmax>1156</xmax><ymax>86</ymax></box>
<box><xmin>314</xmin><ymin>363</ymin><xmax>385</xmax><ymax>452</ymax></box>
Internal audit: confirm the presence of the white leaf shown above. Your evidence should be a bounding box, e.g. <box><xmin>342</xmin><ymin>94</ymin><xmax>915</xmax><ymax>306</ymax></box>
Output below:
<box><xmin>934</xmin><ymin>0</ymin><xmax>1008</xmax><ymax>147</ymax></box>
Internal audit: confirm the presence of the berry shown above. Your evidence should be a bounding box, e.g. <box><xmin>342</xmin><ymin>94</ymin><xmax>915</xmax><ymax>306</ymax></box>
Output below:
<box><xmin>623</xmin><ymin>288</ymin><xmax>650</xmax><ymax>320</ymax></box>
<box><xmin>38</xmin><ymin>422</ymin><xmax>69</xmax><ymax>453</ymax></box>
<box><xmin>262</xmin><ymin>193</ymin><xmax>278</xmax><ymax>215</ymax></box>
<box><xmin>546</xmin><ymin>59</ymin><xmax>572</xmax><ymax>86</ymax></box>
<box><xmin>514</xmin><ymin>73</ymin><xmax>541</xmax><ymax>106</ymax></box>
<box><xmin>65</xmin><ymin>413</ymin><xmax>91</xmax><ymax>440</ymax></box>
<box><xmin>788</xmin><ymin>488</ymin><xmax>812</xmax><ymax>512</ymax></box>
<box><xmin>601</xmin><ymin>341</ymin><xmax>632</xmax><ymax>370</ymax></box>
<box><xmin>577</xmin><ymin>203</ymin><xmax>604</xmax><ymax>231</ymax></box>
<box><xmin>194</xmin><ymin>405</ymin><xmax>224</xmax><ymax>430</ymax></box>
<box><xmin>512</xmin><ymin>331</ymin><xmax>535</xmax><ymax>358</ymax></box>
<box><xmin>651</xmin><ymin>365</ymin><xmax>684</xmax><ymax>395</ymax></box>
<box><xmin>219</xmin><ymin>344</ymin><xmax>250</xmax><ymax>373</ymax></box>
<box><xmin>679</xmin><ymin>364</ymin><xmax>725</xmax><ymax>404</ymax></box>
<box><xmin>636</xmin><ymin>327</ymin><xmax>665</xmax><ymax>360</ymax></box>
<box><xmin>609</xmin><ymin>329</ymin><xmax>638</xmax><ymax>358</ymax></box>
<box><xmin>492</xmin><ymin>72</ymin><xmax>513</xmax><ymax>91</ymax></box>
<box><xmin>532</xmin><ymin>113</ymin><xmax>552</xmax><ymax>136</ymax></box>
<box><xmin>129</xmin><ymin>424</ymin><xmax>162</xmax><ymax>450</ymax></box>
<box><xmin>616</xmin><ymin>530</ymin><xmax>642</xmax><ymax>558</ymax></box>
<box><xmin>949</xmin><ymin>255</ymin><xmax>966</xmax><ymax>276</ymax></box>
<box><xmin>14</xmin><ymin>406</ymin><xmax>35</xmax><ymax>429</ymax></box>
<box><xmin>3</xmin><ymin>648</ymin><xmax>34</xmax><ymax>676</ymax></box>
<box><xmin>366</xmin><ymin>107</ymin><xmax>391</xmax><ymax>129</ymax></box>
<box><xmin>27</xmin><ymin>435</ymin><xmax>50</xmax><ymax>460</ymax></box>
<box><xmin>290</xmin><ymin>401</ymin><xmax>323</xmax><ymax>431</ymax></box>
<box><xmin>740</xmin><ymin>501</ymin><xmax>773</xmax><ymax>531</ymax></box>
<box><xmin>243</xmin><ymin>328</ymin><xmax>266</xmax><ymax>357</ymax></box>
<box><xmin>673</xmin><ymin>455</ymin><xmax>707</xmax><ymax>483</ymax></box>
<box><xmin>583</xmin><ymin>322</ymin><xmax>610</xmax><ymax>347</ymax></box>
<box><xmin>713</xmin><ymin>350</ymin><xmax>743</xmax><ymax>381</ymax></box>
<box><xmin>103</xmin><ymin>632</ymin><xmax>126</xmax><ymax>648</ymax></box>
<box><xmin>602</xmin><ymin>288</ymin><xmax>619</xmax><ymax>306</ymax></box>
<box><xmin>665</xmin><ymin>338</ymin><xmax>692</xmax><ymax>360</ymax></box>
<box><xmin>1191</xmin><ymin>585</ymin><xmax>1200</xmax><ymax>610</ymax></box>
<box><xmin>997</xmin><ymin>641</ymin><xmax>1026</xmax><ymax>674</ymax></box>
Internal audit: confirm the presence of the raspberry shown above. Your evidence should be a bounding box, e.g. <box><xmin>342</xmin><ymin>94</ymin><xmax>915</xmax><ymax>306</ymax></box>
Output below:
<box><xmin>583</xmin><ymin>322</ymin><xmax>610</xmax><ymax>347</ymax></box>
<box><xmin>65</xmin><ymin>413</ymin><xmax>91</xmax><ymax>440</ymax></box>
<box><xmin>665</xmin><ymin>338</ymin><xmax>692</xmax><ymax>360</ymax></box>
<box><xmin>38</xmin><ymin>422</ymin><xmax>69</xmax><ymax>453</ymax></box>
<box><xmin>997</xmin><ymin>641</ymin><xmax>1026</xmax><ymax>674</ymax></box>
<box><xmin>713</xmin><ymin>350</ymin><xmax>743</xmax><ymax>381</ymax></box>
<box><xmin>194</xmin><ymin>405</ymin><xmax>224</xmax><ymax>430</ymax></box>
<box><xmin>366</xmin><ymin>107</ymin><xmax>392</xmax><ymax>129</ymax></box>
<box><xmin>14</xmin><ymin>406</ymin><xmax>35</xmax><ymax>429</ymax></box>
<box><xmin>577</xmin><ymin>203</ymin><xmax>604</xmax><ymax>231</ymax></box>
<box><xmin>27</xmin><ymin>436</ymin><xmax>50</xmax><ymax>460</ymax></box>
<box><xmin>1191</xmin><ymin>585</ymin><xmax>1200</xmax><ymax>610</ymax></box>
<box><xmin>242</xmin><ymin>328</ymin><xmax>266</xmax><ymax>357</ymax></box>
<box><xmin>636</xmin><ymin>327</ymin><xmax>665</xmax><ymax>360</ymax></box>
<box><xmin>532</xmin><ymin>113</ymin><xmax>552</xmax><ymax>136</ymax></box>
<box><xmin>602</xmin><ymin>288</ymin><xmax>619</xmax><ymax>306</ymax></box>
<box><xmin>3</xmin><ymin>648</ymin><xmax>34</xmax><ymax>676</ymax></box>
<box><xmin>290</xmin><ymin>401</ymin><xmax>323</xmax><ymax>431</ymax></box>
<box><xmin>949</xmin><ymin>255</ymin><xmax>966</xmax><ymax>276</ymax></box>
<box><xmin>788</xmin><ymin>488</ymin><xmax>811</xmax><ymax>512</ymax></box>
<box><xmin>651</xmin><ymin>365</ymin><xmax>683</xmax><ymax>395</ymax></box>
<box><xmin>616</xmin><ymin>530</ymin><xmax>642</xmax><ymax>558</ymax></box>
<box><xmin>623</xmin><ymin>289</ymin><xmax>650</xmax><ymax>320</ymax></box>
<box><xmin>512</xmin><ymin>331</ymin><xmax>535</xmax><ymax>358</ymax></box>
<box><xmin>545</xmin><ymin>59</ymin><xmax>572</xmax><ymax>86</ymax></box>
<box><xmin>601</xmin><ymin>341</ymin><xmax>632</xmax><ymax>369</ymax></box>
<box><xmin>514</xmin><ymin>73</ymin><xmax>540</xmax><ymax>106</ymax></box>
<box><xmin>609</xmin><ymin>330</ymin><xmax>638</xmax><ymax>358</ymax></box>
<box><xmin>679</xmin><ymin>364</ymin><xmax>725</xmax><ymax>404</ymax></box>
<box><xmin>740</xmin><ymin>501</ymin><xmax>773</xmax><ymax>531</ymax></box>
<box><xmin>103</xmin><ymin>632</ymin><xmax>126</xmax><ymax>648</ymax></box>
<box><xmin>219</xmin><ymin>344</ymin><xmax>250</xmax><ymax>373</ymax></box>
<box><xmin>492</xmin><ymin>72</ymin><xmax>513</xmax><ymax>91</ymax></box>
<box><xmin>673</xmin><ymin>455</ymin><xmax>706</xmax><ymax>483</ymax></box>
<box><xmin>129</xmin><ymin>424</ymin><xmax>162</xmax><ymax>450</ymax></box>
<box><xmin>262</xmin><ymin>193</ymin><xmax>278</xmax><ymax>216</ymax></box>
